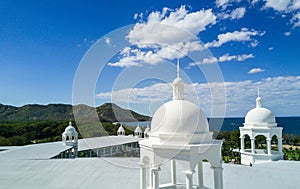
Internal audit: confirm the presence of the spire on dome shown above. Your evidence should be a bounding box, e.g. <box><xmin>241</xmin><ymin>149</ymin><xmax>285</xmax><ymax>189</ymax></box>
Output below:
<box><xmin>177</xmin><ymin>58</ymin><xmax>180</xmax><ymax>78</ymax></box>
<box><xmin>69</xmin><ymin>119</ymin><xmax>72</xmax><ymax>126</ymax></box>
<box><xmin>172</xmin><ymin>59</ymin><xmax>184</xmax><ymax>100</ymax></box>
<box><xmin>256</xmin><ymin>88</ymin><xmax>262</xmax><ymax>108</ymax></box>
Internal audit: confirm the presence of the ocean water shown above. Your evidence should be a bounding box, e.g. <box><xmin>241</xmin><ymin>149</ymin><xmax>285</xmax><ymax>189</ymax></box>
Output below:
<box><xmin>123</xmin><ymin>117</ymin><xmax>300</xmax><ymax>135</ymax></box>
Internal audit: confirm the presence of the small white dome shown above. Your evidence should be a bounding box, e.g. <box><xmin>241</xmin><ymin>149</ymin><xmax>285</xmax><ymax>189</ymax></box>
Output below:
<box><xmin>144</xmin><ymin>127</ymin><xmax>150</xmax><ymax>134</ymax></box>
<box><xmin>135</xmin><ymin>126</ymin><xmax>142</xmax><ymax>133</ymax></box>
<box><xmin>63</xmin><ymin>121</ymin><xmax>77</xmax><ymax>135</ymax></box>
<box><xmin>151</xmin><ymin>100</ymin><xmax>209</xmax><ymax>135</ymax></box>
<box><xmin>117</xmin><ymin>125</ymin><xmax>125</xmax><ymax>133</ymax></box>
<box><xmin>244</xmin><ymin>95</ymin><xmax>277</xmax><ymax>127</ymax></box>
<box><xmin>245</xmin><ymin>107</ymin><xmax>276</xmax><ymax>126</ymax></box>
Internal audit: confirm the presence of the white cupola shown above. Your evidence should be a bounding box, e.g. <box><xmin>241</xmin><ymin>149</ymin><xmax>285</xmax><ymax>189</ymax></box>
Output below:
<box><xmin>139</xmin><ymin>59</ymin><xmax>223</xmax><ymax>189</ymax></box>
<box><xmin>62</xmin><ymin>120</ymin><xmax>78</xmax><ymax>147</ymax></box>
<box><xmin>117</xmin><ymin>124</ymin><xmax>125</xmax><ymax>136</ymax></box>
<box><xmin>240</xmin><ymin>90</ymin><xmax>283</xmax><ymax>166</ymax></box>
<box><xmin>134</xmin><ymin>124</ymin><xmax>143</xmax><ymax>138</ymax></box>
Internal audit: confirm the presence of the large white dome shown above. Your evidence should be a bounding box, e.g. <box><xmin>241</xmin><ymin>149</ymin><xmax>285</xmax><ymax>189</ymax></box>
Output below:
<box><xmin>151</xmin><ymin>100</ymin><xmax>209</xmax><ymax>135</ymax></box>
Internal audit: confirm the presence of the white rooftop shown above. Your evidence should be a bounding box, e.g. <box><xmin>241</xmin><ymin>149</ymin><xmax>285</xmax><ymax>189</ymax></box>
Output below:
<box><xmin>77</xmin><ymin>135</ymin><xmax>142</xmax><ymax>151</ymax></box>
<box><xmin>0</xmin><ymin>155</ymin><xmax>299</xmax><ymax>189</ymax></box>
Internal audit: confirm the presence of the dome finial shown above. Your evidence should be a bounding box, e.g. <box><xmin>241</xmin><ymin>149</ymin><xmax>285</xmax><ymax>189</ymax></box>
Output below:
<box><xmin>177</xmin><ymin>58</ymin><xmax>180</xmax><ymax>78</ymax></box>
<box><xmin>256</xmin><ymin>88</ymin><xmax>262</xmax><ymax>108</ymax></box>
<box><xmin>69</xmin><ymin>118</ymin><xmax>72</xmax><ymax>126</ymax></box>
<box><xmin>172</xmin><ymin>58</ymin><xmax>184</xmax><ymax>100</ymax></box>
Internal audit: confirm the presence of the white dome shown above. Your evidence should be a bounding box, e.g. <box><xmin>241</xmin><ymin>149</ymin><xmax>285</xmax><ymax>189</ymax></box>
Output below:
<box><xmin>245</xmin><ymin>107</ymin><xmax>276</xmax><ymax>126</ymax></box>
<box><xmin>135</xmin><ymin>126</ymin><xmax>142</xmax><ymax>133</ymax></box>
<box><xmin>65</xmin><ymin>125</ymin><xmax>76</xmax><ymax>133</ymax></box>
<box><xmin>244</xmin><ymin>95</ymin><xmax>277</xmax><ymax>127</ymax></box>
<box><xmin>63</xmin><ymin>121</ymin><xmax>78</xmax><ymax>135</ymax></box>
<box><xmin>144</xmin><ymin>127</ymin><xmax>150</xmax><ymax>134</ymax></box>
<box><xmin>117</xmin><ymin>125</ymin><xmax>125</xmax><ymax>133</ymax></box>
<box><xmin>151</xmin><ymin>100</ymin><xmax>209</xmax><ymax>135</ymax></box>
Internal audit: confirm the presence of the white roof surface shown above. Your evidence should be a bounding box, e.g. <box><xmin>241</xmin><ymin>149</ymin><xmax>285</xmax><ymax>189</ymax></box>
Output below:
<box><xmin>0</xmin><ymin>136</ymin><xmax>141</xmax><ymax>159</ymax></box>
<box><xmin>77</xmin><ymin>136</ymin><xmax>142</xmax><ymax>151</ymax></box>
<box><xmin>0</xmin><ymin>155</ymin><xmax>299</xmax><ymax>189</ymax></box>
<box><xmin>0</xmin><ymin>142</ymin><xmax>71</xmax><ymax>159</ymax></box>
<box><xmin>0</xmin><ymin>137</ymin><xmax>299</xmax><ymax>189</ymax></box>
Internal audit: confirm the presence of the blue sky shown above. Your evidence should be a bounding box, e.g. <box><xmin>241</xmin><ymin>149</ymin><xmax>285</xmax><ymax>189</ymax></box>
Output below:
<box><xmin>1</xmin><ymin>0</ymin><xmax>300</xmax><ymax>117</ymax></box>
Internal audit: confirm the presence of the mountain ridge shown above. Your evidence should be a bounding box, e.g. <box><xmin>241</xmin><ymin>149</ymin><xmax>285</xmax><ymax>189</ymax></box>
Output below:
<box><xmin>0</xmin><ymin>103</ymin><xmax>150</xmax><ymax>122</ymax></box>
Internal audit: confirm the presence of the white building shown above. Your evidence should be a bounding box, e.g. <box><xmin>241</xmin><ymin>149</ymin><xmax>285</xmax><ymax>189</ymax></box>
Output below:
<box><xmin>239</xmin><ymin>93</ymin><xmax>283</xmax><ymax>166</ymax></box>
<box><xmin>139</xmin><ymin>60</ymin><xmax>223</xmax><ymax>189</ymax></box>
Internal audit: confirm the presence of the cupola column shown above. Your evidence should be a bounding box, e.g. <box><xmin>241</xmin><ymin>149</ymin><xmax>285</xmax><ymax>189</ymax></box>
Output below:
<box><xmin>139</xmin><ymin>163</ymin><xmax>146</xmax><ymax>189</ymax></box>
<box><xmin>251</xmin><ymin>138</ymin><xmax>256</xmax><ymax>154</ymax></box>
<box><xmin>212</xmin><ymin>166</ymin><xmax>223</xmax><ymax>189</ymax></box>
<box><xmin>266</xmin><ymin>138</ymin><xmax>272</xmax><ymax>155</ymax></box>
<box><xmin>171</xmin><ymin>160</ymin><xmax>177</xmax><ymax>185</ymax></box>
<box><xmin>198</xmin><ymin>161</ymin><xmax>204</xmax><ymax>188</ymax></box>
<box><xmin>184</xmin><ymin>170</ymin><xmax>194</xmax><ymax>189</ymax></box>
<box><xmin>152</xmin><ymin>167</ymin><xmax>161</xmax><ymax>189</ymax></box>
<box><xmin>278</xmin><ymin>138</ymin><xmax>283</xmax><ymax>154</ymax></box>
<box><xmin>240</xmin><ymin>136</ymin><xmax>245</xmax><ymax>152</ymax></box>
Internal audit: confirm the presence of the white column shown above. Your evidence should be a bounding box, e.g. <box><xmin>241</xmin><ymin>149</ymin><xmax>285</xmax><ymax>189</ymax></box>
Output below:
<box><xmin>171</xmin><ymin>160</ymin><xmax>176</xmax><ymax>185</ymax></box>
<box><xmin>184</xmin><ymin>170</ymin><xmax>194</xmax><ymax>189</ymax></box>
<box><xmin>139</xmin><ymin>163</ymin><xmax>146</xmax><ymax>189</ymax></box>
<box><xmin>266</xmin><ymin>138</ymin><xmax>272</xmax><ymax>155</ymax></box>
<box><xmin>278</xmin><ymin>138</ymin><xmax>283</xmax><ymax>154</ymax></box>
<box><xmin>198</xmin><ymin>161</ymin><xmax>204</xmax><ymax>188</ymax></box>
<box><xmin>240</xmin><ymin>136</ymin><xmax>245</xmax><ymax>152</ymax></box>
<box><xmin>251</xmin><ymin>138</ymin><xmax>255</xmax><ymax>154</ymax></box>
<box><xmin>149</xmin><ymin>167</ymin><xmax>153</xmax><ymax>189</ymax></box>
<box><xmin>212</xmin><ymin>166</ymin><xmax>223</xmax><ymax>189</ymax></box>
<box><xmin>152</xmin><ymin>167</ymin><xmax>160</xmax><ymax>189</ymax></box>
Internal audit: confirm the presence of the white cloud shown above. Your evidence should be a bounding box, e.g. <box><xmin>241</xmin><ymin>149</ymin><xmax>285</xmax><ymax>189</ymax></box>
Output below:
<box><xmin>219</xmin><ymin>54</ymin><xmax>237</xmax><ymax>62</ymax></box>
<box><xmin>257</xmin><ymin>0</ymin><xmax>300</xmax><ymax>29</ymax></box>
<box><xmin>248</xmin><ymin>67</ymin><xmax>265</xmax><ymax>74</ymax></box>
<box><xmin>237</xmin><ymin>54</ymin><xmax>254</xmax><ymax>61</ymax></box>
<box><xmin>231</xmin><ymin>7</ymin><xmax>246</xmax><ymax>19</ymax></box>
<box><xmin>108</xmin><ymin>6</ymin><xmax>217</xmax><ymax>67</ymax></box>
<box><xmin>292</xmin><ymin>13</ymin><xmax>300</xmax><ymax>28</ymax></box>
<box><xmin>284</xmin><ymin>31</ymin><xmax>292</xmax><ymax>36</ymax></box>
<box><xmin>219</xmin><ymin>53</ymin><xmax>254</xmax><ymax>62</ymax></box>
<box><xmin>188</xmin><ymin>53</ymin><xmax>254</xmax><ymax>66</ymax></box>
<box><xmin>268</xmin><ymin>47</ymin><xmax>274</xmax><ymax>50</ymax></box>
<box><xmin>205</xmin><ymin>28</ymin><xmax>265</xmax><ymax>48</ymax></box>
<box><xmin>264</xmin><ymin>0</ymin><xmax>291</xmax><ymax>12</ymax></box>
<box><xmin>97</xmin><ymin>76</ymin><xmax>300</xmax><ymax>117</ymax></box>
<box><xmin>216</xmin><ymin>0</ymin><xmax>231</xmax><ymax>8</ymax></box>
<box><xmin>128</xmin><ymin>7</ymin><xmax>216</xmax><ymax>46</ymax></box>
<box><xmin>218</xmin><ymin>7</ymin><xmax>246</xmax><ymax>20</ymax></box>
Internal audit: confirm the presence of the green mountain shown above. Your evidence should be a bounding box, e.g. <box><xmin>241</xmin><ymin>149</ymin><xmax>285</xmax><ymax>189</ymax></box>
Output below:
<box><xmin>0</xmin><ymin>103</ymin><xmax>150</xmax><ymax>122</ymax></box>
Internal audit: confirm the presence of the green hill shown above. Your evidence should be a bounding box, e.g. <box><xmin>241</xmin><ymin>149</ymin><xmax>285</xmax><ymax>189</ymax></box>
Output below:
<box><xmin>0</xmin><ymin>103</ymin><xmax>150</xmax><ymax>122</ymax></box>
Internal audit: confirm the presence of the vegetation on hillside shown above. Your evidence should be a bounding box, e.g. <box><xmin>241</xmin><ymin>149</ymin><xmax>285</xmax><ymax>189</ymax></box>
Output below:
<box><xmin>0</xmin><ymin>103</ymin><xmax>150</xmax><ymax>122</ymax></box>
